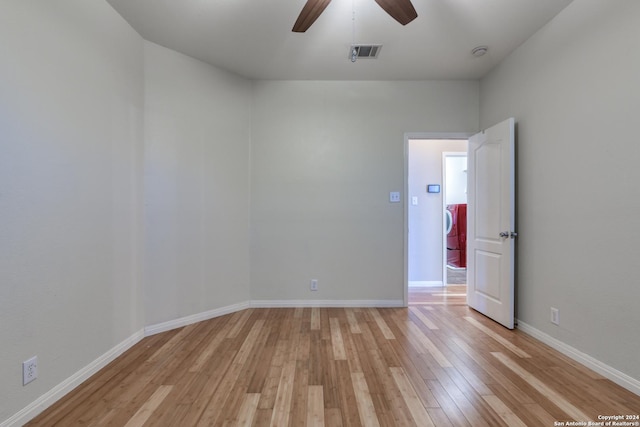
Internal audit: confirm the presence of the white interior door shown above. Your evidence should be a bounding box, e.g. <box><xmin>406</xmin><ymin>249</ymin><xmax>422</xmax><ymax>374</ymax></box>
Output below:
<box><xmin>466</xmin><ymin>118</ymin><xmax>516</xmax><ymax>329</ymax></box>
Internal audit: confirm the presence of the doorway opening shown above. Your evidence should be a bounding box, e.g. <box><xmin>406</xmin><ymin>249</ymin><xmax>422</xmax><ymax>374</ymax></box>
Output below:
<box><xmin>444</xmin><ymin>152</ymin><xmax>468</xmax><ymax>287</ymax></box>
<box><xmin>404</xmin><ymin>134</ymin><xmax>470</xmax><ymax>306</ymax></box>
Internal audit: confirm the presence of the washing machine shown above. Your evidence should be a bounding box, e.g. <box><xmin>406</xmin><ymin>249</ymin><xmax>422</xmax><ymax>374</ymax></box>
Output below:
<box><xmin>446</xmin><ymin>204</ymin><xmax>467</xmax><ymax>268</ymax></box>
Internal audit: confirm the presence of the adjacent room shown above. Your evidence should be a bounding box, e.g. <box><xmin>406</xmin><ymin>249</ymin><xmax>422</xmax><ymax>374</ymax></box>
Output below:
<box><xmin>2</xmin><ymin>1</ymin><xmax>639</xmax><ymax>425</ymax></box>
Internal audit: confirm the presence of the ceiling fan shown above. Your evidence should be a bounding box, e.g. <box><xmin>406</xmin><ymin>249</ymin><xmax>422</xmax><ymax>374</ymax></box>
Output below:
<box><xmin>292</xmin><ymin>0</ymin><xmax>418</xmax><ymax>33</ymax></box>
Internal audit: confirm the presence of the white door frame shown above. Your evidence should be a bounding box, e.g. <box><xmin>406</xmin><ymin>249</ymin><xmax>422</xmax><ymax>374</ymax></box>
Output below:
<box><xmin>403</xmin><ymin>132</ymin><xmax>473</xmax><ymax>307</ymax></box>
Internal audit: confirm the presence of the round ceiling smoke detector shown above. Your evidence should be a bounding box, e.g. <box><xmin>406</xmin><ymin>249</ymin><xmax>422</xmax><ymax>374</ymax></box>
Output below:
<box><xmin>471</xmin><ymin>46</ymin><xmax>488</xmax><ymax>57</ymax></box>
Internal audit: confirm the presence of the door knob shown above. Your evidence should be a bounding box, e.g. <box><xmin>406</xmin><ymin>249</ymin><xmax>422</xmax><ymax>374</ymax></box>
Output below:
<box><xmin>500</xmin><ymin>231</ymin><xmax>518</xmax><ymax>239</ymax></box>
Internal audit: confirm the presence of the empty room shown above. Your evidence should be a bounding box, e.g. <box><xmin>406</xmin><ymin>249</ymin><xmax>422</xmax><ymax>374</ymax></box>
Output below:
<box><xmin>1</xmin><ymin>1</ymin><xmax>639</xmax><ymax>426</ymax></box>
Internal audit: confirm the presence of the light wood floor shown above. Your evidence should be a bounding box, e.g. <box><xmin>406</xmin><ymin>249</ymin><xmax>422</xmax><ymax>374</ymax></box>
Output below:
<box><xmin>28</xmin><ymin>288</ymin><xmax>640</xmax><ymax>426</ymax></box>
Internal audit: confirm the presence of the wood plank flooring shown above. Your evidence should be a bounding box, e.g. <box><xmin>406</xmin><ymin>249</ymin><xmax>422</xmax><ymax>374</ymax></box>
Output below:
<box><xmin>28</xmin><ymin>287</ymin><xmax>640</xmax><ymax>426</ymax></box>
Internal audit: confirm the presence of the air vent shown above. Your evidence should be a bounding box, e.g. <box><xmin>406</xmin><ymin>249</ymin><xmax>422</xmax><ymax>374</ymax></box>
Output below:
<box><xmin>349</xmin><ymin>44</ymin><xmax>382</xmax><ymax>59</ymax></box>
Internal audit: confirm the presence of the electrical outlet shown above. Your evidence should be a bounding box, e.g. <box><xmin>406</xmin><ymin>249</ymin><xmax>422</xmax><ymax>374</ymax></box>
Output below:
<box><xmin>23</xmin><ymin>356</ymin><xmax>38</xmax><ymax>385</ymax></box>
<box><xmin>550</xmin><ymin>307</ymin><xmax>559</xmax><ymax>326</ymax></box>
<box><xmin>310</xmin><ymin>279</ymin><xmax>318</xmax><ymax>291</ymax></box>
<box><xmin>389</xmin><ymin>191</ymin><xmax>401</xmax><ymax>203</ymax></box>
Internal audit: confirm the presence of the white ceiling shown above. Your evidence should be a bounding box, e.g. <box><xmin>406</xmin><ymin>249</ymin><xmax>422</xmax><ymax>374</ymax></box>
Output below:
<box><xmin>106</xmin><ymin>0</ymin><xmax>573</xmax><ymax>81</ymax></box>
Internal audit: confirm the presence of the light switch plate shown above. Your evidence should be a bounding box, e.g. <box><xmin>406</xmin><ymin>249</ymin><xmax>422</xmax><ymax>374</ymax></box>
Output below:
<box><xmin>389</xmin><ymin>191</ymin><xmax>401</xmax><ymax>203</ymax></box>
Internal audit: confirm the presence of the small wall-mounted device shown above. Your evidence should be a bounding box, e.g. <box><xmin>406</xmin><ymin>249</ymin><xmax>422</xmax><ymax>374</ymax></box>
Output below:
<box><xmin>427</xmin><ymin>184</ymin><xmax>441</xmax><ymax>193</ymax></box>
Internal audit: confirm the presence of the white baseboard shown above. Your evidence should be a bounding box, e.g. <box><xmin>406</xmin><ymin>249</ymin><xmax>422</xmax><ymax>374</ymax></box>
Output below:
<box><xmin>408</xmin><ymin>281</ymin><xmax>443</xmax><ymax>288</ymax></box>
<box><xmin>250</xmin><ymin>299</ymin><xmax>404</xmax><ymax>308</ymax></box>
<box><xmin>143</xmin><ymin>299</ymin><xmax>403</xmax><ymax>336</ymax></box>
<box><xmin>517</xmin><ymin>320</ymin><xmax>640</xmax><ymax>396</ymax></box>
<box><xmin>144</xmin><ymin>301</ymin><xmax>251</xmax><ymax>336</ymax></box>
<box><xmin>1</xmin><ymin>329</ymin><xmax>145</xmax><ymax>427</ymax></box>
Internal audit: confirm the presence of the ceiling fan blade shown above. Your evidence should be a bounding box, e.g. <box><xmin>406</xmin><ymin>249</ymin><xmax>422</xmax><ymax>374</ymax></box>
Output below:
<box><xmin>292</xmin><ymin>0</ymin><xmax>332</xmax><ymax>33</ymax></box>
<box><xmin>374</xmin><ymin>0</ymin><xmax>418</xmax><ymax>25</ymax></box>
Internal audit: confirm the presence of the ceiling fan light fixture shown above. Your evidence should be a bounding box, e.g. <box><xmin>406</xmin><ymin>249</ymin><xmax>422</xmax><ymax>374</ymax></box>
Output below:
<box><xmin>471</xmin><ymin>46</ymin><xmax>488</xmax><ymax>57</ymax></box>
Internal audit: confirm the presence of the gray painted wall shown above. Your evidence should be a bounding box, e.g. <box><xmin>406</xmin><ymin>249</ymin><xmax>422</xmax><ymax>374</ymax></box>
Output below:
<box><xmin>250</xmin><ymin>81</ymin><xmax>478</xmax><ymax>302</ymax></box>
<box><xmin>480</xmin><ymin>0</ymin><xmax>640</xmax><ymax>381</ymax></box>
<box><xmin>0</xmin><ymin>1</ymin><xmax>144</xmax><ymax>421</ymax></box>
<box><xmin>143</xmin><ymin>42</ymin><xmax>252</xmax><ymax>326</ymax></box>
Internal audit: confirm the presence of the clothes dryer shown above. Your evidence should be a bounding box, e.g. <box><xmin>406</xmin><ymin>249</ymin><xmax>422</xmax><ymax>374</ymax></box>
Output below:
<box><xmin>446</xmin><ymin>204</ymin><xmax>467</xmax><ymax>268</ymax></box>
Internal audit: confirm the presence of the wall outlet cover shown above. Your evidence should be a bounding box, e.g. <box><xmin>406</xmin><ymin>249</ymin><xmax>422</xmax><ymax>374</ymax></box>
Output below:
<box><xmin>23</xmin><ymin>356</ymin><xmax>38</xmax><ymax>385</ymax></box>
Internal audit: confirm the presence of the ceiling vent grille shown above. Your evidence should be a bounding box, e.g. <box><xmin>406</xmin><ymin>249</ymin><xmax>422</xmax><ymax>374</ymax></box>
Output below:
<box><xmin>350</xmin><ymin>44</ymin><xmax>382</xmax><ymax>59</ymax></box>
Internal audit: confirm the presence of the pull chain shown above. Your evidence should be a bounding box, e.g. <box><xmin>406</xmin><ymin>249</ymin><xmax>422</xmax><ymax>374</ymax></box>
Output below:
<box><xmin>351</xmin><ymin>0</ymin><xmax>357</xmax><ymax>62</ymax></box>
